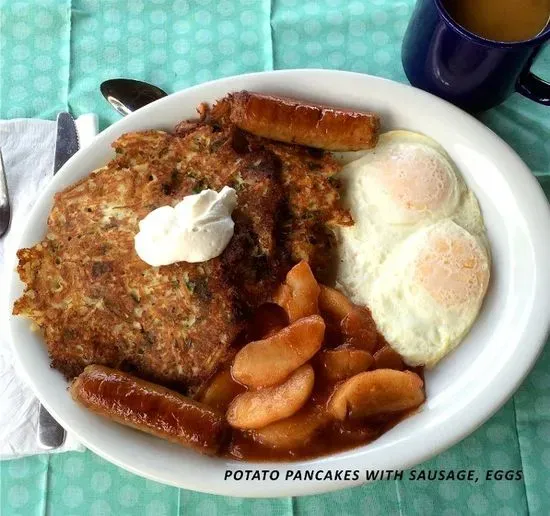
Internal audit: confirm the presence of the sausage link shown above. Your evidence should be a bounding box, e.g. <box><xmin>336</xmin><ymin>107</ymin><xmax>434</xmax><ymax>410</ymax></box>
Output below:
<box><xmin>223</xmin><ymin>91</ymin><xmax>381</xmax><ymax>151</ymax></box>
<box><xmin>70</xmin><ymin>365</ymin><xmax>228</xmax><ymax>455</ymax></box>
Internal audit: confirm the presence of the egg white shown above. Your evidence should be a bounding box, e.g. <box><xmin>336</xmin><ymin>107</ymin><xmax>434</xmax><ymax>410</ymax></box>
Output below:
<box><xmin>368</xmin><ymin>219</ymin><xmax>490</xmax><ymax>367</ymax></box>
<box><xmin>335</xmin><ymin>130</ymin><xmax>490</xmax><ymax>367</ymax></box>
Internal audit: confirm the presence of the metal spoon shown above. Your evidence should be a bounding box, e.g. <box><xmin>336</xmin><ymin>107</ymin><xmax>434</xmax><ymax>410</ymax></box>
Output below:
<box><xmin>0</xmin><ymin>149</ymin><xmax>10</xmax><ymax>237</ymax></box>
<box><xmin>100</xmin><ymin>79</ymin><xmax>168</xmax><ymax>116</ymax></box>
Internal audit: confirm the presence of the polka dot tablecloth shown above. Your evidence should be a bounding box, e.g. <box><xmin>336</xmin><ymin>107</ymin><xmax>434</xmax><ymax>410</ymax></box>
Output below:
<box><xmin>1</xmin><ymin>1</ymin><xmax>549</xmax><ymax>514</ymax></box>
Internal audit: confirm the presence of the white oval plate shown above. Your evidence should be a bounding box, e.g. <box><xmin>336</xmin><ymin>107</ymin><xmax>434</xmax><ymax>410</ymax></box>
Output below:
<box><xmin>6</xmin><ymin>70</ymin><xmax>550</xmax><ymax>497</ymax></box>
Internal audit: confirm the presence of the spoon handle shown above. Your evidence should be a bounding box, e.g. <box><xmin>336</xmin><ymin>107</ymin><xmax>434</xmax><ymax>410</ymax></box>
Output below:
<box><xmin>38</xmin><ymin>403</ymin><xmax>66</xmax><ymax>449</ymax></box>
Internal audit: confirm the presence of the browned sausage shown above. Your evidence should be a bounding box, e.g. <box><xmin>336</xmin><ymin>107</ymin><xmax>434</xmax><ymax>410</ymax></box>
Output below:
<box><xmin>214</xmin><ymin>91</ymin><xmax>381</xmax><ymax>151</ymax></box>
<box><xmin>70</xmin><ymin>365</ymin><xmax>228</xmax><ymax>455</ymax></box>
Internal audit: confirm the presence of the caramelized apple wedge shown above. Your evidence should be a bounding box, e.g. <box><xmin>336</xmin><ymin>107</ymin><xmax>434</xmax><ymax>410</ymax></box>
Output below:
<box><xmin>198</xmin><ymin>369</ymin><xmax>246</xmax><ymax>412</ymax></box>
<box><xmin>274</xmin><ymin>261</ymin><xmax>320</xmax><ymax>322</ymax></box>
<box><xmin>373</xmin><ymin>345</ymin><xmax>405</xmax><ymax>371</ymax></box>
<box><xmin>341</xmin><ymin>306</ymin><xmax>378</xmax><ymax>353</ymax></box>
<box><xmin>318</xmin><ymin>285</ymin><xmax>353</xmax><ymax>323</ymax></box>
<box><xmin>327</xmin><ymin>369</ymin><xmax>424</xmax><ymax>420</ymax></box>
<box><xmin>227</xmin><ymin>364</ymin><xmax>315</xmax><ymax>430</ymax></box>
<box><xmin>251</xmin><ymin>406</ymin><xmax>330</xmax><ymax>449</ymax></box>
<box><xmin>316</xmin><ymin>348</ymin><xmax>373</xmax><ymax>382</ymax></box>
<box><xmin>232</xmin><ymin>315</ymin><xmax>325</xmax><ymax>388</ymax></box>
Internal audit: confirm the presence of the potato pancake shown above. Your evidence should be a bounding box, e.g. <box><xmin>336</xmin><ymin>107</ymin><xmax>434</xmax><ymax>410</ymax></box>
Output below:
<box><xmin>14</xmin><ymin>116</ymin><xmax>351</xmax><ymax>393</ymax></box>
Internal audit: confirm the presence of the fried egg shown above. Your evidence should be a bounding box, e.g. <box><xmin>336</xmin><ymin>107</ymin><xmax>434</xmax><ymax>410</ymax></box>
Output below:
<box><xmin>336</xmin><ymin>130</ymin><xmax>490</xmax><ymax>367</ymax></box>
<box><xmin>368</xmin><ymin>220</ymin><xmax>490</xmax><ymax>367</ymax></box>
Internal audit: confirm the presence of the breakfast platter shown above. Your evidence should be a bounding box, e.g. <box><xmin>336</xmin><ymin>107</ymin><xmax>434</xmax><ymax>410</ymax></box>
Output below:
<box><xmin>6</xmin><ymin>69</ymin><xmax>550</xmax><ymax>497</ymax></box>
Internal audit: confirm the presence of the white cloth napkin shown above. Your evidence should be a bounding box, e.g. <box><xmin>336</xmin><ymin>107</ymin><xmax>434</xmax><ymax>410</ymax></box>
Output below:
<box><xmin>0</xmin><ymin>114</ymin><xmax>98</xmax><ymax>459</ymax></box>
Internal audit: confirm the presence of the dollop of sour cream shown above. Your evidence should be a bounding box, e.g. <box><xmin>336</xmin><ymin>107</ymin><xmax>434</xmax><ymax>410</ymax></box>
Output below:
<box><xmin>135</xmin><ymin>186</ymin><xmax>237</xmax><ymax>266</ymax></box>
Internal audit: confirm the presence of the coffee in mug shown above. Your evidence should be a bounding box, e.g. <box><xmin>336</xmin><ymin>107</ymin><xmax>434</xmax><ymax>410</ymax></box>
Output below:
<box><xmin>401</xmin><ymin>0</ymin><xmax>550</xmax><ymax>111</ymax></box>
<box><xmin>442</xmin><ymin>0</ymin><xmax>550</xmax><ymax>42</ymax></box>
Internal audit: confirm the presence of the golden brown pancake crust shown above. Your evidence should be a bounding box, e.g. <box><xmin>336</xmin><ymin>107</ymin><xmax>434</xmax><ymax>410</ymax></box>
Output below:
<box><xmin>14</xmin><ymin>117</ymin><xmax>351</xmax><ymax>394</ymax></box>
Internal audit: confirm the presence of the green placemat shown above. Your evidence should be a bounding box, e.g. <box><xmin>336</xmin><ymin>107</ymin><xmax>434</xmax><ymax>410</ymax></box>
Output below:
<box><xmin>1</xmin><ymin>1</ymin><xmax>549</xmax><ymax>515</ymax></box>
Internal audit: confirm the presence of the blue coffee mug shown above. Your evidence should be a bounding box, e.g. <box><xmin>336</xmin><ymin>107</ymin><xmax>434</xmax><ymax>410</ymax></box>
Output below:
<box><xmin>402</xmin><ymin>0</ymin><xmax>550</xmax><ymax>111</ymax></box>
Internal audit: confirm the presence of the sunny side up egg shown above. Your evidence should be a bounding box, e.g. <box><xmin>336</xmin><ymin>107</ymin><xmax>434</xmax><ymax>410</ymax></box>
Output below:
<box><xmin>336</xmin><ymin>130</ymin><xmax>491</xmax><ymax>368</ymax></box>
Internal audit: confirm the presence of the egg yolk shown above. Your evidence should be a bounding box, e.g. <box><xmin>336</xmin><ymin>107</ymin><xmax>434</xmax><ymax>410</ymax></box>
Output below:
<box><xmin>373</xmin><ymin>144</ymin><xmax>456</xmax><ymax>223</ymax></box>
<box><xmin>415</xmin><ymin>232</ymin><xmax>489</xmax><ymax>309</ymax></box>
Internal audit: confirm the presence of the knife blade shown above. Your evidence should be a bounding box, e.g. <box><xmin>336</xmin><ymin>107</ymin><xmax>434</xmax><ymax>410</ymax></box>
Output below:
<box><xmin>37</xmin><ymin>112</ymin><xmax>80</xmax><ymax>449</ymax></box>
<box><xmin>53</xmin><ymin>112</ymin><xmax>79</xmax><ymax>174</ymax></box>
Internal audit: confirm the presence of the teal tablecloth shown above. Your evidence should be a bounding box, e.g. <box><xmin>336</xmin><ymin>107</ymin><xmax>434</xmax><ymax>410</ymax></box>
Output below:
<box><xmin>1</xmin><ymin>1</ymin><xmax>549</xmax><ymax>514</ymax></box>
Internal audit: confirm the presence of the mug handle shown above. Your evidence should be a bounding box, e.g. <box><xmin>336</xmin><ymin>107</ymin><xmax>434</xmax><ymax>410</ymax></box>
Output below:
<box><xmin>516</xmin><ymin>47</ymin><xmax>550</xmax><ymax>105</ymax></box>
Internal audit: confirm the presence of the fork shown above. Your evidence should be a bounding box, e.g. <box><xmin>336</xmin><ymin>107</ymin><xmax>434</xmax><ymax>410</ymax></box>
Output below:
<box><xmin>0</xmin><ymin>149</ymin><xmax>10</xmax><ymax>237</ymax></box>
<box><xmin>0</xmin><ymin>146</ymin><xmax>66</xmax><ymax>448</ymax></box>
